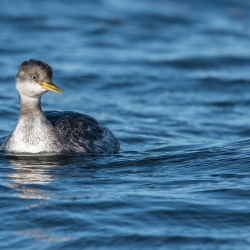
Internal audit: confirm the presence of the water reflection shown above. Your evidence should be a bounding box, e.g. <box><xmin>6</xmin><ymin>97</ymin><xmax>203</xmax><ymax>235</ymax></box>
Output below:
<box><xmin>7</xmin><ymin>155</ymin><xmax>65</xmax><ymax>199</ymax></box>
<box><xmin>5</xmin><ymin>153</ymin><xmax>102</xmax><ymax>199</ymax></box>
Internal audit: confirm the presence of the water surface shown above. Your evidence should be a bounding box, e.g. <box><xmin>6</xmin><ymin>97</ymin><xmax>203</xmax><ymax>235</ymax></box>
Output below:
<box><xmin>0</xmin><ymin>0</ymin><xmax>250</xmax><ymax>249</ymax></box>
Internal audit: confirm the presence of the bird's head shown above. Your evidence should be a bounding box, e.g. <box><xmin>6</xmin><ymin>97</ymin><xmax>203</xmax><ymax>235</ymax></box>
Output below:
<box><xmin>15</xmin><ymin>59</ymin><xmax>62</xmax><ymax>98</ymax></box>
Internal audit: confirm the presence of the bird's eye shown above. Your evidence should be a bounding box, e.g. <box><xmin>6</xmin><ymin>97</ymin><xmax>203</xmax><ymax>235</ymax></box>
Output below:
<box><xmin>32</xmin><ymin>75</ymin><xmax>37</xmax><ymax>80</ymax></box>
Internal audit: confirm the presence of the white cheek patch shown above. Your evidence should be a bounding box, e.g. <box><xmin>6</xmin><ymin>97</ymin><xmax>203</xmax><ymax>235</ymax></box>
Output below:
<box><xmin>16</xmin><ymin>79</ymin><xmax>47</xmax><ymax>97</ymax></box>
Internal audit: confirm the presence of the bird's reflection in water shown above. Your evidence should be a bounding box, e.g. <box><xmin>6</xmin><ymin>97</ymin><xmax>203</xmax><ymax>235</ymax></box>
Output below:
<box><xmin>7</xmin><ymin>154</ymin><xmax>68</xmax><ymax>199</ymax></box>
<box><xmin>3</xmin><ymin>153</ymin><xmax>75</xmax><ymax>244</ymax></box>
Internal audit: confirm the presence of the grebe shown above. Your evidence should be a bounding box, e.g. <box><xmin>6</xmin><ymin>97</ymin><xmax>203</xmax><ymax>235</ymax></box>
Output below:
<box><xmin>2</xmin><ymin>59</ymin><xmax>120</xmax><ymax>154</ymax></box>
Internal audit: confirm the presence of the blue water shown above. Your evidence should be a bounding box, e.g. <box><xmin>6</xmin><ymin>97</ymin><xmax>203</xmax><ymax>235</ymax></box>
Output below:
<box><xmin>0</xmin><ymin>0</ymin><xmax>250</xmax><ymax>249</ymax></box>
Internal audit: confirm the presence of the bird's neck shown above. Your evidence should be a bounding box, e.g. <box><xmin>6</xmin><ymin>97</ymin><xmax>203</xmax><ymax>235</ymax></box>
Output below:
<box><xmin>19</xmin><ymin>94</ymin><xmax>43</xmax><ymax>116</ymax></box>
<box><xmin>3</xmin><ymin>93</ymin><xmax>65</xmax><ymax>153</ymax></box>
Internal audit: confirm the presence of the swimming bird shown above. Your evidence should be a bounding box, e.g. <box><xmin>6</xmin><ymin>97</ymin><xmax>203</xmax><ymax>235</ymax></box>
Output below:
<box><xmin>2</xmin><ymin>59</ymin><xmax>120</xmax><ymax>154</ymax></box>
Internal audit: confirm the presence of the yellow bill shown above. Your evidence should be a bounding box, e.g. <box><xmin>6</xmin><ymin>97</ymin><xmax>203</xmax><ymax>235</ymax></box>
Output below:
<box><xmin>39</xmin><ymin>81</ymin><xmax>63</xmax><ymax>94</ymax></box>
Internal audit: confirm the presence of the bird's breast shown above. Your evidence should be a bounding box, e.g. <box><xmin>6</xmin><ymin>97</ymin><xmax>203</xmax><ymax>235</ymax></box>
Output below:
<box><xmin>3</xmin><ymin>116</ymin><xmax>64</xmax><ymax>153</ymax></box>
